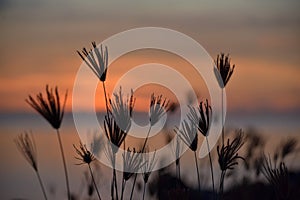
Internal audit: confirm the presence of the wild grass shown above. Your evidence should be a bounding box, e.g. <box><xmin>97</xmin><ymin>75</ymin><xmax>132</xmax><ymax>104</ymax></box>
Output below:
<box><xmin>25</xmin><ymin>85</ymin><xmax>70</xmax><ymax>200</ymax></box>
<box><xmin>14</xmin><ymin>132</ymin><xmax>48</xmax><ymax>200</ymax></box>
<box><xmin>74</xmin><ymin>142</ymin><xmax>102</xmax><ymax>200</ymax></box>
<box><xmin>15</xmin><ymin>45</ymin><xmax>300</xmax><ymax>200</ymax></box>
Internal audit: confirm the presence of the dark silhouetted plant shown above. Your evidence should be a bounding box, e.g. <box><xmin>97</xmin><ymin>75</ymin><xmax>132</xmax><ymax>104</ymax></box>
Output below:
<box><xmin>130</xmin><ymin>94</ymin><xmax>170</xmax><ymax>200</ymax></box>
<box><xmin>149</xmin><ymin>93</ymin><xmax>170</xmax><ymax>127</ymax></box>
<box><xmin>261</xmin><ymin>155</ymin><xmax>289</xmax><ymax>200</ymax></box>
<box><xmin>274</xmin><ymin>138</ymin><xmax>297</xmax><ymax>166</ymax></box>
<box><xmin>281</xmin><ymin>138</ymin><xmax>297</xmax><ymax>161</ymax></box>
<box><xmin>26</xmin><ymin>85</ymin><xmax>70</xmax><ymax>200</ymax></box>
<box><xmin>188</xmin><ymin>99</ymin><xmax>215</xmax><ymax>193</ymax></box>
<box><xmin>77</xmin><ymin>42</ymin><xmax>108</xmax><ymax>82</ymax></box>
<box><xmin>26</xmin><ymin>85</ymin><xmax>67</xmax><ymax>130</ymax></box>
<box><xmin>214</xmin><ymin>53</ymin><xmax>235</xmax><ymax>147</ymax></box>
<box><xmin>110</xmin><ymin>87</ymin><xmax>135</xmax><ymax>135</ymax></box>
<box><xmin>217</xmin><ymin>130</ymin><xmax>244</xmax><ymax>198</ymax></box>
<box><xmin>172</xmin><ymin>135</ymin><xmax>184</xmax><ymax>182</ymax></box>
<box><xmin>142</xmin><ymin>149</ymin><xmax>157</xmax><ymax>200</ymax></box>
<box><xmin>142</xmin><ymin>93</ymin><xmax>170</xmax><ymax>152</ymax></box>
<box><xmin>214</xmin><ymin>53</ymin><xmax>235</xmax><ymax>88</ymax></box>
<box><xmin>77</xmin><ymin>42</ymin><xmax>110</xmax><ymax>115</ymax></box>
<box><xmin>14</xmin><ymin>132</ymin><xmax>48</xmax><ymax>200</ymax></box>
<box><xmin>103</xmin><ymin>139</ymin><xmax>118</xmax><ymax>199</ymax></box>
<box><xmin>188</xmin><ymin>99</ymin><xmax>210</xmax><ymax>137</ymax></box>
<box><xmin>104</xmin><ymin>114</ymin><xmax>127</xmax><ymax>154</ymax></box>
<box><xmin>104</xmin><ymin>114</ymin><xmax>128</xmax><ymax>200</ymax></box>
<box><xmin>121</xmin><ymin>148</ymin><xmax>143</xmax><ymax>200</ymax></box>
<box><xmin>73</xmin><ymin>142</ymin><xmax>101</xmax><ymax>200</ymax></box>
<box><xmin>175</xmin><ymin>119</ymin><xmax>200</xmax><ymax>192</ymax></box>
<box><xmin>243</xmin><ymin>129</ymin><xmax>265</xmax><ymax>173</ymax></box>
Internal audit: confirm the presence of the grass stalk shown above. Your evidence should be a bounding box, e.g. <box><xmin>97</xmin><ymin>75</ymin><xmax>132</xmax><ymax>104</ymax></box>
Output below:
<box><xmin>120</xmin><ymin>179</ymin><xmax>127</xmax><ymax>200</ymax></box>
<box><xmin>221</xmin><ymin>89</ymin><xmax>224</xmax><ymax>146</ymax></box>
<box><xmin>102</xmin><ymin>81</ymin><xmax>110</xmax><ymax>116</ymax></box>
<box><xmin>130</xmin><ymin>125</ymin><xmax>152</xmax><ymax>200</ymax></box>
<box><xmin>142</xmin><ymin>182</ymin><xmax>147</xmax><ymax>200</ymax></box>
<box><xmin>111</xmin><ymin>153</ymin><xmax>119</xmax><ymax>200</ymax></box>
<box><xmin>219</xmin><ymin>170</ymin><xmax>226</xmax><ymax>199</ymax></box>
<box><xmin>56</xmin><ymin>129</ymin><xmax>71</xmax><ymax>200</ymax></box>
<box><xmin>113</xmin><ymin>167</ymin><xmax>119</xmax><ymax>200</ymax></box>
<box><xmin>35</xmin><ymin>170</ymin><xmax>48</xmax><ymax>200</ymax></box>
<box><xmin>88</xmin><ymin>164</ymin><xmax>102</xmax><ymax>200</ymax></box>
<box><xmin>194</xmin><ymin>151</ymin><xmax>201</xmax><ymax>192</ymax></box>
<box><xmin>206</xmin><ymin>136</ymin><xmax>215</xmax><ymax>194</ymax></box>
<box><xmin>176</xmin><ymin>158</ymin><xmax>181</xmax><ymax>182</ymax></box>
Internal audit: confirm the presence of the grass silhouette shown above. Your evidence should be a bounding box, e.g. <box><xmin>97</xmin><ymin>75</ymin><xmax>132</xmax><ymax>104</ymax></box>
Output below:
<box><xmin>74</xmin><ymin>142</ymin><xmax>102</xmax><ymax>200</ymax></box>
<box><xmin>25</xmin><ymin>85</ymin><xmax>70</xmax><ymax>200</ymax></box>
<box><xmin>14</xmin><ymin>132</ymin><xmax>48</xmax><ymax>200</ymax></box>
<box><xmin>15</xmin><ymin>45</ymin><xmax>300</xmax><ymax>200</ymax></box>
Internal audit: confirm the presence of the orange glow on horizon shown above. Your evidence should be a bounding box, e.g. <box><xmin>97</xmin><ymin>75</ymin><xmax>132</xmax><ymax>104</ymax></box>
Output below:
<box><xmin>0</xmin><ymin>50</ymin><xmax>299</xmax><ymax>114</ymax></box>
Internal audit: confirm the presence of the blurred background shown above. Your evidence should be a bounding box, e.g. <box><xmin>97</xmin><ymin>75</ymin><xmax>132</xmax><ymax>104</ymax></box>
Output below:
<box><xmin>0</xmin><ymin>0</ymin><xmax>299</xmax><ymax>199</ymax></box>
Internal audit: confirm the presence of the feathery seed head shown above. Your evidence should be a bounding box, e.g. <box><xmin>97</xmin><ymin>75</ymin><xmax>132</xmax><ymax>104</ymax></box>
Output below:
<box><xmin>77</xmin><ymin>42</ymin><xmax>108</xmax><ymax>82</ymax></box>
<box><xmin>214</xmin><ymin>53</ymin><xmax>235</xmax><ymax>88</ymax></box>
<box><xmin>26</xmin><ymin>85</ymin><xmax>67</xmax><ymax>130</ymax></box>
<box><xmin>73</xmin><ymin>142</ymin><xmax>95</xmax><ymax>165</ymax></box>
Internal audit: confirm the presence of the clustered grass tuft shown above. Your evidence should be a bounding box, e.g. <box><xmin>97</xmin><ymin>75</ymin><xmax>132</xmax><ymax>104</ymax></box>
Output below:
<box><xmin>217</xmin><ymin>130</ymin><xmax>245</xmax><ymax>197</ymax></box>
<box><xmin>261</xmin><ymin>154</ymin><xmax>289</xmax><ymax>200</ymax></box>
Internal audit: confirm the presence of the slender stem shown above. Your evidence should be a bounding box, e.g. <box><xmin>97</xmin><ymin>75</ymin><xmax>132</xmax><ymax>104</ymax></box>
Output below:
<box><xmin>221</xmin><ymin>89</ymin><xmax>224</xmax><ymax>146</ymax></box>
<box><xmin>35</xmin><ymin>170</ymin><xmax>48</xmax><ymax>200</ymax></box>
<box><xmin>129</xmin><ymin>174</ymin><xmax>137</xmax><ymax>200</ymax></box>
<box><xmin>103</xmin><ymin>82</ymin><xmax>120</xmax><ymax>199</ymax></box>
<box><xmin>120</xmin><ymin>179</ymin><xmax>126</xmax><ymax>200</ymax></box>
<box><xmin>175</xmin><ymin>163</ymin><xmax>178</xmax><ymax>180</ymax></box>
<box><xmin>178</xmin><ymin>159</ymin><xmax>181</xmax><ymax>182</ymax></box>
<box><xmin>112</xmin><ymin>154</ymin><xmax>119</xmax><ymax>200</ymax></box>
<box><xmin>175</xmin><ymin>158</ymin><xmax>181</xmax><ymax>183</ymax></box>
<box><xmin>88</xmin><ymin>164</ymin><xmax>102</xmax><ymax>200</ymax></box>
<box><xmin>206</xmin><ymin>137</ymin><xmax>215</xmax><ymax>194</ymax></box>
<box><xmin>175</xmin><ymin>160</ymin><xmax>179</xmax><ymax>182</ymax></box>
<box><xmin>130</xmin><ymin>125</ymin><xmax>152</xmax><ymax>200</ymax></box>
<box><xmin>220</xmin><ymin>89</ymin><xmax>225</xmax><ymax>200</ymax></box>
<box><xmin>142</xmin><ymin>182</ymin><xmax>147</xmax><ymax>200</ymax></box>
<box><xmin>111</xmin><ymin>174</ymin><xmax>114</xmax><ymax>200</ymax></box>
<box><xmin>102</xmin><ymin>81</ymin><xmax>110</xmax><ymax>116</ymax></box>
<box><xmin>141</xmin><ymin>125</ymin><xmax>152</xmax><ymax>152</ymax></box>
<box><xmin>175</xmin><ymin>136</ymin><xmax>181</xmax><ymax>183</ymax></box>
<box><xmin>219</xmin><ymin>170</ymin><xmax>226</xmax><ymax>199</ymax></box>
<box><xmin>113</xmin><ymin>168</ymin><xmax>119</xmax><ymax>200</ymax></box>
<box><xmin>56</xmin><ymin>129</ymin><xmax>71</xmax><ymax>200</ymax></box>
<box><xmin>194</xmin><ymin>151</ymin><xmax>201</xmax><ymax>192</ymax></box>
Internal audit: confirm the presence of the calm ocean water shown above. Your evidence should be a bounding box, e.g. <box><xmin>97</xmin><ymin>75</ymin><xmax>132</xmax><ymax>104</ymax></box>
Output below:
<box><xmin>0</xmin><ymin>112</ymin><xmax>299</xmax><ymax>199</ymax></box>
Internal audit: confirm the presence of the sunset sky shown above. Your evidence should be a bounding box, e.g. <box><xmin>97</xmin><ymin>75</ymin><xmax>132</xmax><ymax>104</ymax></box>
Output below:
<box><xmin>1</xmin><ymin>1</ymin><xmax>300</xmax><ymax>199</ymax></box>
<box><xmin>1</xmin><ymin>0</ymin><xmax>300</xmax><ymax>116</ymax></box>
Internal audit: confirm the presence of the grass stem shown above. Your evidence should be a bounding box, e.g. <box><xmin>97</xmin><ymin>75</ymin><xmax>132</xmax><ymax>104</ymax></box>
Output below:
<box><xmin>35</xmin><ymin>170</ymin><xmax>48</xmax><ymax>200</ymax></box>
<box><xmin>130</xmin><ymin>125</ymin><xmax>152</xmax><ymax>200</ymax></box>
<box><xmin>56</xmin><ymin>129</ymin><xmax>71</xmax><ymax>200</ymax></box>
<box><xmin>206</xmin><ymin>137</ymin><xmax>215</xmax><ymax>196</ymax></box>
<box><xmin>194</xmin><ymin>151</ymin><xmax>201</xmax><ymax>192</ymax></box>
<box><xmin>142</xmin><ymin>182</ymin><xmax>147</xmax><ymax>200</ymax></box>
<box><xmin>102</xmin><ymin>81</ymin><xmax>110</xmax><ymax>116</ymax></box>
<box><xmin>120</xmin><ymin>179</ymin><xmax>127</xmax><ymax>200</ymax></box>
<box><xmin>219</xmin><ymin>170</ymin><xmax>226</xmax><ymax>199</ymax></box>
<box><xmin>88</xmin><ymin>164</ymin><xmax>101</xmax><ymax>200</ymax></box>
<box><xmin>221</xmin><ymin>89</ymin><xmax>224</xmax><ymax>146</ymax></box>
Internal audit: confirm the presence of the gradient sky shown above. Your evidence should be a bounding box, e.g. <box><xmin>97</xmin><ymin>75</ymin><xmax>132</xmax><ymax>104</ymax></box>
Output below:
<box><xmin>0</xmin><ymin>0</ymin><xmax>300</xmax><ymax>115</ymax></box>
<box><xmin>1</xmin><ymin>1</ymin><xmax>300</xmax><ymax>199</ymax></box>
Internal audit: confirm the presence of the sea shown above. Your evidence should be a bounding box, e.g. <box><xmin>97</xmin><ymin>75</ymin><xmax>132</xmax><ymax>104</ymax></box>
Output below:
<box><xmin>0</xmin><ymin>111</ymin><xmax>299</xmax><ymax>199</ymax></box>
